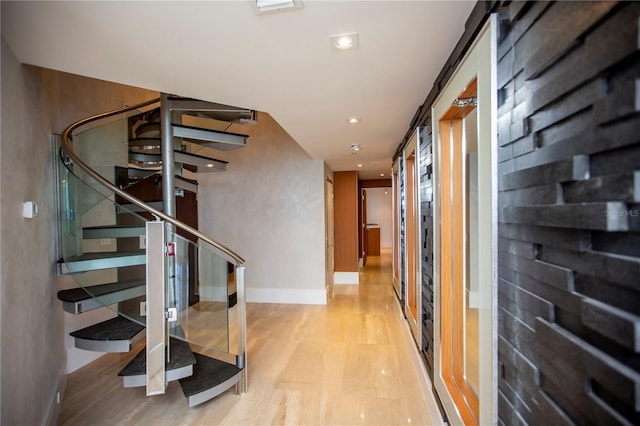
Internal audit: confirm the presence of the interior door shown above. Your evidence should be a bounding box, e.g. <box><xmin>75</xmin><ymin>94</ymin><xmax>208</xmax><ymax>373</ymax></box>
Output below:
<box><xmin>361</xmin><ymin>189</ymin><xmax>368</xmax><ymax>267</ymax></box>
<box><xmin>403</xmin><ymin>131</ymin><xmax>421</xmax><ymax>347</ymax></box>
<box><xmin>432</xmin><ymin>20</ymin><xmax>495</xmax><ymax>426</ymax></box>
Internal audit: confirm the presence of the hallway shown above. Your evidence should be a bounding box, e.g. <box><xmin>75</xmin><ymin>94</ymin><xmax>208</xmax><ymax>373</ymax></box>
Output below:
<box><xmin>59</xmin><ymin>249</ymin><xmax>441</xmax><ymax>425</ymax></box>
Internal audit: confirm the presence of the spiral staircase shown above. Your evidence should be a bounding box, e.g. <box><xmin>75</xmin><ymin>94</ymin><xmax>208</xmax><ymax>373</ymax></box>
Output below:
<box><xmin>55</xmin><ymin>95</ymin><xmax>253</xmax><ymax>407</ymax></box>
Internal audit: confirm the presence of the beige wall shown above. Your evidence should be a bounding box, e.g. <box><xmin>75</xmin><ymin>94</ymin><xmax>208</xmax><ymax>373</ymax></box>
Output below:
<box><xmin>1</xmin><ymin>39</ymin><xmax>327</xmax><ymax>426</ymax></box>
<box><xmin>1</xmin><ymin>37</ymin><xmax>158</xmax><ymax>424</ymax></box>
<box><xmin>1</xmin><ymin>37</ymin><xmax>64</xmax><ymax>426</ymax></box>
<box><xmin>191</xmin><ymin>112</ymin><xmax>327</xmax><ymax>304</ymax></box>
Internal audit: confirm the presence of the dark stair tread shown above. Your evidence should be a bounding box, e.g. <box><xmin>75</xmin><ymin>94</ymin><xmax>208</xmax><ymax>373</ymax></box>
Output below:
<box><xmin>128</xmin><ymin>137</ymin><xmax>161</xmax><ymax>146</ymax></box>
<box><xmin>57</xmin><ymin>279</ymin><xmax>145</xmax><ymax>303</ymax></box>
<box><xmin>118</xmin><ymin>338</ymin><xmax>196</xmax><ymax>376</ymax></box>
<box><xmin>70</xmin><ymin>316</ymin><xmax>144</xmax><ymax>341</ymax></box>
<box><xmin>65</xmin><ymin>250</ymin><xmax>145</xmax><ymax>261</ymax></box>
<box><xmin>82</xmin><ymin>224</ymin><xmax>145</xmax><ymax>231</ymax></box>
<box><xmin>172</xmin><ymin>123</ymin><xmax>249</xmax><ymax>138</ymax></box>
<box><xmin>175</xmin><ymin>175</ymin><xmax>198</xmax><ymax>185</ymax></box>
<box><xmin>179</xmin><ymin>352</ymin><xmax>242</xmax><ymax>397</ymax></box>
<box><xmin>129</xmin><ymin>149</ymin><xmax>229</xmax><ymax>165</ymax></box>
<box><xmin>82</xmin><ymin>225</ymin><xmax>146</xmax><ymax>239</ymax></box>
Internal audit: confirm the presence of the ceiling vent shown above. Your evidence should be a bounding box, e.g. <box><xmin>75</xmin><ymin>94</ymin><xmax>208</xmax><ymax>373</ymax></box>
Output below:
<box><xmin>255</xmin><ymin>0</ymin><xmax>303</xmax><ymax>14</ymax></box>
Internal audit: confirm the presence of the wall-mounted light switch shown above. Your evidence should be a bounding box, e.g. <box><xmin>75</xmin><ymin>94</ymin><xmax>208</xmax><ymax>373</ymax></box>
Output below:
<box><xmin>22</xmin><ymin>201</ymin><xmax>38</xmax><ymax>218</ymax></box>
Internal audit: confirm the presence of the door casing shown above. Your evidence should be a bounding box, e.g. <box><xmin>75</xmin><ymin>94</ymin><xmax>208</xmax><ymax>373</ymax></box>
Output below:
<box><xmin>403</xmin><ymin>130</ymin><xmax>422</xmax><ymax>348</ymax></box>
<box><xmin>432</xmin><ymin>19</ymin><xmax>497</xmax><ymax>426</ymax></box>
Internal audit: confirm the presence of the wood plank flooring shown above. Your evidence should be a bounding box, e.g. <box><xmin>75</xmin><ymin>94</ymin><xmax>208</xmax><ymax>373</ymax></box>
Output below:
<box><xmin>58</xmin><ymin>249</ymin><xmax>442</xmax><ymax>425</ymax></box>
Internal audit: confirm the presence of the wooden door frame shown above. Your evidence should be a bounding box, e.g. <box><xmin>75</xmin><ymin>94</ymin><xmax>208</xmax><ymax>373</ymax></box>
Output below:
<box><xmin>403</xmin><ymin>130</ymin><xmax>422</xmax><ymax>348</ymax></box>
<box><xmin>432</xmin><ymin>19</ymin><xmax>497</xmax><ymax>426</ymax></box>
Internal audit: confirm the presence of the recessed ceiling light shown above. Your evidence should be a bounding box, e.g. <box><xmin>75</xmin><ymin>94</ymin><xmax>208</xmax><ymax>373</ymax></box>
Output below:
<box><xmin>330</xmin><ymin>32</ymin><xmax>358</xmax><ymax>51</ymax></box>
<box><xmin>346</xmin><ymin>116</ymin><xmax>361</xmax><ymax>124</ymax></box>
<box><xmin>380</xmin><ymin>173</ymin><xmax>385</xmax><ymax>177</ymax></box>
<box><xmin>350</xmin><ymin>143</ymin><xmax>360</xmax><ymax>152</ymax></box>
<box><xmin>357</xmin><ymin>164</ymin><xmax>363</xmax><ymax>168</ymax></box>
<box><xmin>255</xmin><ymin>0</ymin><xmax>302</xmax><ymax>14</ymax></box>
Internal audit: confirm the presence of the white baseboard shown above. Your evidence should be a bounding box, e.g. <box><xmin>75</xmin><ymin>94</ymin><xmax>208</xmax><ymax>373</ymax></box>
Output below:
<box><xmin>333</xmin><ymin>272</ymin><xmax>359</xmax><ymax>284</ymax></box>
<box><xmin>246</xmin><ymin>288</ymin><xmax>327</xmax><ymax>305</ymax></box>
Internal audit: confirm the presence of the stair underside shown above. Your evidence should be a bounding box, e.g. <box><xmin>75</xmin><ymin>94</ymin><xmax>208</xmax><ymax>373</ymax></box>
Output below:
<box><xmin>70</xmin><ymin>315</ymin><xmax>144</xmax><ymax>352</ymax></box>
<box><xmin>129</xmin><ymin>125</ymin><xmax>247</xmax><ymax>152</ymax></box>
<box><xmin>57</xmin><ymin>279</ymin><xmax>145</xmax><ymax>314</ymax></box>
<box><xmin>118</xmin><ymin>338</ymin><xmax>196</xmax><ymax>388</ymax></box>
<box><xmin>179</xmin><ymin>352</ymin><xmax>243</xmax><ymax>407</ymax></box>
<box><xmin>63</xmin><ymin>250</ymin><xmax>146</xmax><ymax>273</ymax></box>
<box><xmin>129</xmin><ymin>150</ymin><xmax>228</xmax><ymax>173</ymax></box>
<box><xmin>167</xmin><ymin>97</ymin><xmax>254</xmax><ymax>124</ymax></box>
<box><xmin>173</xmin><ymin>124</ymin><xmax>247</xmax><ymax>151</ymax></box>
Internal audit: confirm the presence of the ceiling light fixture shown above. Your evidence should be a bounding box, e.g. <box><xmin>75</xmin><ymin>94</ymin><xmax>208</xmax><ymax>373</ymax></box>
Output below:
<box><xmin>350</xmin><ymin>143</ymin><xmax>360</xmax><ymax>152</ymax></box>
<box><xmin>357</xmin><ymin>164</ymin><xmax>363</xmax><ymax>168</ymax></box>
<box><xmin>346</xmin><ymin>116</ymin><xmax>361</xmax><ymax>124</ymax></box>
<box><xmin>255</xmin><ymin>0</ymin><xmax>302</xmax><ymax>14</ymax></box>
<box><xmin>380</xmin><ymin>173</ymin><xmax>385</xmax><ymax>177</ymax></box>
<box><xmin>330</xmin><ymin>32</ymin><xmax>358</xmax><ymax>51</ymax></box>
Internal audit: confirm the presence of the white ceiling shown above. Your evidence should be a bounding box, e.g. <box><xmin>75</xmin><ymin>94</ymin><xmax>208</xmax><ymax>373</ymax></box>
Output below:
<box><xmin>2</xmin><ymin>0</ymin><xmax>476</xmax><ymax>179</ymax></box>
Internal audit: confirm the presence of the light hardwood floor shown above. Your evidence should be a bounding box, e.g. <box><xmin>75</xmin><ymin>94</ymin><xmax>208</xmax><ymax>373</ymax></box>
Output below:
<box><xmin>58</xmin><ymin>249</ymin><xmax>442</xmax><ymax>425</ymax></box>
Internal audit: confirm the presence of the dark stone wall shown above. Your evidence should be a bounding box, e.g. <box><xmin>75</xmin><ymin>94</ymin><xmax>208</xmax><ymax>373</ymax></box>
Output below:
<box><xmin>395</xmin><ymin>1</ymin><xmax>640</xmax><ymax>424</ymax></box>
<box><xmin>399</xmin><ymin>156</ymin><xmax>406</xmax><ymax>303</ymax></box>
<box><xmin>496</xmin><ymin>2</ymin><xmax>640</xmax><ymax>424</ymax></box>
<box><xmin>418</xmin><ymin>126</ymin><xmax>435</xmax><ymax>378</ymax></box>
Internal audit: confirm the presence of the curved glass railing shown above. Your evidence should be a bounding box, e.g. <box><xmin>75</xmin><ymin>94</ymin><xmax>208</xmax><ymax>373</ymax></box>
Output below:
<box><xmin>57</xmin><ymin>97</ymin><xmax>246</xmax><ymax>394</ymax></box>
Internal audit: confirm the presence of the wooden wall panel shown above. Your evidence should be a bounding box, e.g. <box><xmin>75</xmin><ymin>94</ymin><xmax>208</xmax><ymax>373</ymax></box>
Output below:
<box><xmin>334</xmin><ymin>171</ymin><xmax>359</xmax><ymax>272</ymax></box>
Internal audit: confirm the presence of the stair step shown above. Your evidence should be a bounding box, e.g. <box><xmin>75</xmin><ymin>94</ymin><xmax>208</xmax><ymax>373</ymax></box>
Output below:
<box><xmin>62</xmin><ymin>250</ymin><xmax>146</xmax><ymax>273</ymax></box>
<box><xmin>129</xmin><ymin>150</ymin><xmax>228</xmax><ymax>173</ymax></box>
<box><xmin>127</xmin><ymin>167</ymin><xmax>160</xmax><ymax>182</ymax></box>
<box><xmin>175</xmin><ymin>175</ymin><xmax>198</xmax><ymax>194</ymax></box>
<box><xmin>167</xmin><ymin>97</ymin><xmax>255</xmax><ymax>125</ymax></box>
<box><xmin>116</xmin><ymin>200</ymin><xmax>164</xmax><ymax>214</ymax></box>
<box><xmin>179</xmin><ymin>352</ymin><xmax>243</xmax><ymax>407</ymax></box>
<box><xmin>83</xmin><ymin>225</ymin><xmax>146</xmax><ymax>239</ymax></box>
<box><xmin>175</xmin><ymin>151</ymin><xmax>228</xmax><ymax>173</ymax></box>
<box><xmin>173</xmin><ymin>124</ymin><xmax>247</xmax><ymax>151</ymax></box>
<box><xmin>135</xmin><ymin>122</ymin><xmax>160</xmax><ymax>137</ymax></box>
<box><xmin>118</xmin><ymin>338</ymin><xmax>196</xmax><ymax>388</ymax></box>
<box><xmin>57</xmin><ymin>279</ymin><xmax>146</xmax><ymax>314</ymax></box>
<box><xmin>128</xmin><ymin>137</ymin><xmax>161</xmax><ymax>149</ymax></box>
<box><xmin>70</xmin><ymin>315</ymin><xmax>144</xmax><ymax>352</ymax></box>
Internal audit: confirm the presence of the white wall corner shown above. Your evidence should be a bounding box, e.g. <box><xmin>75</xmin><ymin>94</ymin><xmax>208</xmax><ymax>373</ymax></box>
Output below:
<box><xmin>333</xmin><ymin>272</ymin><xmax>359</xmax><ymax>284</ymax></box>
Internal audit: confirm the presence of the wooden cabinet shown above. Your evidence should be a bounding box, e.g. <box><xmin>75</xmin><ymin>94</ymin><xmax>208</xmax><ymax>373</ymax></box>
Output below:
<box><xmin>366</xmin><ymin>226</ymin><xmax>380</xmax><ymax>256</ymax></box>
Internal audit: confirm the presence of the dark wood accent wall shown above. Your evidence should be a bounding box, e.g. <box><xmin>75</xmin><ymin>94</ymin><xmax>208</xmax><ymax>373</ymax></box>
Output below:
<box><xmin>334</xmin><ymin>171</ymin><xmax>359</xmax><ymax>272</ymax></box>
<box><xmin>496</xmin><ymin>2</ymin><xmax>640</xmax><ymax>424</ymax></box>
